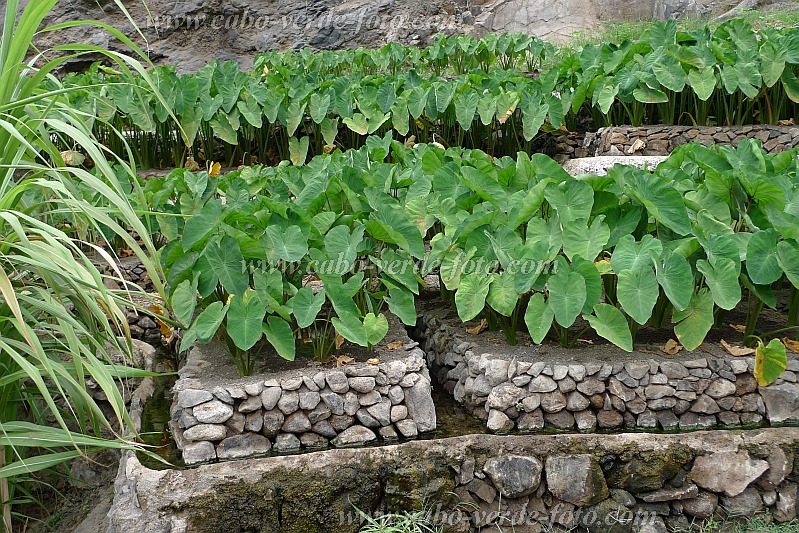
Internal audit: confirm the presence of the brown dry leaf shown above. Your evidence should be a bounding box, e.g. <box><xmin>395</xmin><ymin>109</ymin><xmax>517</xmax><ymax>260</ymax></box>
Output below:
<box><xmin>626</xmin><ymin>138</ymin><xmax>646</xmax><ymax>154</ymax></box>
<box><xmin>576</xmin><ymin>338</ymin><xmax>594</xmax><ymax>345</ymax></box>
<box><xmin>783</xmin><ymin>337</ymin><xmax>799</xmax><ymax>353</ymax></box>
<box><xmin>430</xmin><ymin>141</ymin><xmax>445</xmax><ymax>150</ymax></box>
<box><xmin>779</xmin><ymin>118</ymin><xmax>795</xmax><ymax>126</ymax></box>
<box><xmin>387</xmin><ymin>340</ymin><xmax>404</xmax><ymax>350</ymax></box>
<box><xmin>466</xmin><ymin>318</ymin><xmax>488</xmax><ymax>335</ymax></box>
<box><xmin>208</xmin><ymin>161</ymin><xmax>221</xmax><ymax>177</ymax></box>
<box><xmin>721</xmin><ymin>339</ymin><xmax>756</xmax><ymax>356</ymax></box>
<box><xmin>335</xmin><ymin>354</ymin><xmax>355</xmax><ymax>367</ymax></box>
<box><xmin>149</xmin><ymin>304</ymin><xmax>173</xmax><ymax>337</ymax></box>
<box><xmin>366</xmin><ymin>358</ymin><xmax>380</xmax><ymax>365</ymax></box>
<box><xmin>61</xmin><ymin>150</ymin><xmax>86</xmax><ymax>167</ymax></box>
<box><xmin>404</xmin><ymin>135</ymin><xmax>416</xmax><ymax>148</ymax></box>
<box><xmin>334</xmin><ymin>333</ymin><xmax>346</xmax><ymax>351</ymax></box>
<box><xmin>659</xmin><ymin>339</ymin><xmax>683</xmax><ymax>355</ymax></box>
<box><xmin>184</xmin><ymin>155</ymin><xmax>201</xmax><ymax>171</ymax></box>
<box><xmin>730</xmin><ymin>324</ymin><xmax>747</xmax><ymax>333</ymax></box>
<box><xmin>498</xmin><ymin>107</ymin><xmax>516</xmax><ymax>125</ymax></box>
<box><xmin>323</xmin><ymin>144</ymin><xmax>337</xmax><ymax>154</ymax></box>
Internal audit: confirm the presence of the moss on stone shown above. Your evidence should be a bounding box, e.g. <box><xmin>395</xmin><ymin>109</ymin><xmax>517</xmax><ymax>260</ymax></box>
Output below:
<box><xmin>605</xmin><ymin>444</ymin><xmax>694</xmax><ymax>494</ymax></box>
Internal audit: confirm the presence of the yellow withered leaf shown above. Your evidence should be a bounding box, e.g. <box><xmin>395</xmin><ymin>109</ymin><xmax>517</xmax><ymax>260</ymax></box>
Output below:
<box><xmin>387</xmin><ymin>340</ymin><xmax>404</xmax><ymax>350</ymax></box>
<box><xmin>335</xmin><ymin>333</ymin><xmax>346</xmax><ymax>351</ymax></box>
<box><xmin>367</xmin><ymin>358</ymin><xmax>380</xmax><ymax>365</ymax></box>
<box><xmin>466</xmin><ymin>318</ymin><xmax>488</xmax><ymax>335</ymax></box>
<box><xmin>721</xmin><ymin>339</ymin><xmax>755</xmax><ymax>356</ymax></box>
<box><xmin>208</xmin><ymin>161</ymin><xmax>221</xmax><ymax>177</ymax></box>
<box><xmin>659</xmin><ymin>339</ymin><xmax>682</xmax><ymax>355</ymax></box>
<box><xmin>783</xmin><ymin>337</ymin><xmax>799</xmax><ymax>353</ymax></box>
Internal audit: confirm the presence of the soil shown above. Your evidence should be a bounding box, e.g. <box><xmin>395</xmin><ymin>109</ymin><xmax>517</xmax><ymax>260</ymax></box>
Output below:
<box><xmin>417</xmin><ymin>282</ymin><xmax>797</xmax><ymax>366</ymax></box>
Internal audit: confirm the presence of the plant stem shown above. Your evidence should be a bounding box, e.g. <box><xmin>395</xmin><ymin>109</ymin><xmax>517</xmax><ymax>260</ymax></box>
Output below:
<box><xmin>744</xmin><ymin>292</ymin><xmax>765</xmax><ymax>348</ymax></box>
<box><xmin>1</xmin><ymin>447</ymin><xmax>9</xmax><ymax>533</ymax></box>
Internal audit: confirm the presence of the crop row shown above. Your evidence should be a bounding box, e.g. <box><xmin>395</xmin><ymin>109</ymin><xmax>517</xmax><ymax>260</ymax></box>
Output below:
<box><xmin>55</xmin><ymin>19</ymin><xmax>799</xmax><ymax>169</ymax></box>
<box><xmin>137</xmin><ymin>135</ymin><xmax>796</xmax><ymax>381</ymax></box>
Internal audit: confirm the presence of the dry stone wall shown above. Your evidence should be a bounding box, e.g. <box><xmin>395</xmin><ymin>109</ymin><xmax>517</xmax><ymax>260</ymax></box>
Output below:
<box><xmin>549</xmin><ymin>125</ymin><xmax>799</xmax><ymax>162</ymax></box>
<box><xmin>417</xmin><ymin>310</ymin><xmax>799</xmax><ymax>434</ymax></box>
<box><xmin>171</xmin><ymin>327</ymin><xmax>436</xmax><ymax>464</ymax></box>
<box><xmin>109</xmin><ymin>428</ymin><xmax>799</xmax><ymax>532</ymax></box>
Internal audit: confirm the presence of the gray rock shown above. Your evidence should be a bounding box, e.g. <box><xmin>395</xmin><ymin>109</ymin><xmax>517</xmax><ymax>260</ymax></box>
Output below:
<box><xmin>690</xmin><ymin>450</ymin><xmax>769</xmax><ymax>497</ymax></box>
<box><xmin>308</xmin><ymin>403</ymin><xmax>332</xmax><ymax>424</ymax></box>
<box><xmin>237</xmin><ymin>395</ymin><xmax>262</xmax><ymax>414</ymax></box>
<box><xmin>244</xmin><ymin>382</ymin><xmax>264</xmax><ymax>396</ymax></box>
<box><xmin>192</xmin><ymin>400</ymin><xmax>234</xmax><ymax>424</ymax></box>
<box><xmin>758</xmin><ymin>447</ymin><xmax>794</xmax><ymax>490</ymax></box>
<box><xmin>576</xmin><ymin>377</ymin><xmax>605</xmax><ymax>396</ymax></box>
<box><xmin>721</xmin><ymin>487</ymin><xmax>763</xmax><ymax>517</ymax></box>
<box><xmin>281</xmin><ymin>377</ymin><xmax>303</xmax><ymax>391</ymax></box>
<box><xmin>274</xmin><ymin>433</ymin><xmax>301</xmax><ymax>451</ymax></box>
<box><xmin>486</xmin><ymin>383</ymin><xmax>527</xmax><ymax>410</ymax></box>
<box><xmin>390</xmin><ymin>405</ymin><xmax>408</xmax><ymax>423</ymax></box>
<box><xmin>644</xmin><ymin>385</ymin><xmax>675</xmax><ymax>399</ymax></box>
<box><xmin>484</xmin><ymin>358</ymin><xmax>511</xmax><ymax>386</ymax></box>
<box><xmin>568</xmin><ymin>364</ymin><xmax>586</xmax><ymax>381</ymax></box>
<box><xmin>182</xmin><ymin>441</ymin><xmax>216</xmax><ymax>464</ymax></box>
<box><xmin>355</xmin><ymin>408</ymin><xmax>380</xmax><ymax>428</ymax></box>
<box><xmin>517</xmin><ymin>410</ymin><xmax>544</xmax><ymax>431</ymax></box>
<box><xmin>608</xmin><ymin>378</ymin><xmax>636</xmax><ymax>401</ymax></box>
<box><xmin>211</xmin><ymin>386</ymin><xmax>233</xmax><ymax>404</ymax></box>
<box><xmin>366</xmin><ymin>399</ymin><xmax>392</xmax><ymax>426</ymax></box>
<box><xmin>326</xmin><ymin>371</ymin><xmax>349</xmax><ymax>393</ymax></box>
<box><xmin>245</xmin><ymin>411</ymin><xmax>263</xmax><ymax>433</ymax></box>
<box><xmin>512</xmin><ymin>374</ymin><xmax>532</xmax><ymax>387</ymax></box>
<box><xmin>312</xmin><ymin>419</ymin><xmax>337</xmax><ymax>439</ymax></box>
<box><xmin>483</xmin><ymin>455</ymin><xmax>543</xmax><ymax>498</ymax></box>
<box><xmin>385</xmin><ymin>360</ymin><xmax>407</xmax><ymax>384</ymax></box>
<box><xmin>344</xmin><ymin>365</ymin><xmax>380</xmax><ymax>377</ymax></box>
<box><xmin>527</xmin><ymin>362</ymin><xmax>546</xmax><ymax>376</ymax></box>
<box><xmin>775</xmin><ymin>483</ymin><xmax>798</xmax><ymax>522</ymax></box>
<box><xmin>637</xmin><ymin>516</ymin><xmax>668</xmax><ymax>533</ymax></box>
<box><xmin>545</xmin><ymin>410</ymin><xmax>575</xmax><ymax>429</ymax></box>
<box><xmin>597</xmin><ymin>410</ymin><xmax>623</xmax><ymax>428</ymax></box>
<box><xmin>387</xmin><ymin>385</ymin><xmax>404</xmax><ymax>405</ymax></box>
<box><xmin>358</xmin><ymin>390</ymin><xmax>381</xmax><ymax>407</ymax></box>
<box><xmin>399</xmin><ymin>373</ymin><xmax>420</xmax><ymax>387</ymax></box>
<box><xmin>553</xmin><ymin>365</ymin><xmax>569</xmax><ymax>380</ymax></box>
<box><xmin>657</xmin><ymin>411</ymin><xmax>679</xmax><ymax>430</ymax></box>
<box><xmin>302</xmin><ymin>376</ymin><xmax>319</xmax><ymax>392</ymax></box>
<box><xmin>637</xmin><ymin>410</ymin><xmax>658</xmax><ymax>428</ymax></box>
<box><xmin>177</xmin><ymin>389</ymin><xmax>213</xmax><ymax>408</ymax></box>
<box><xmin>282</xmin><ymin>411</ymin><xmax>312</xmax><ymax>433</ymax></box>
<box><xmin>520</xmin><ymin>394</ymin><xmax>541</xmax><ymax>411</ymax></box>
<box><xmin>343</xmin><ymin>392</ymin><xmax>360</xmax><ymax>416</ymax></box>
<box><xmin>262</xmin><ymin>410</ymin><xmax>285</xmax><ymax>437</ymax></box>
<box><xmin>378</xmin><ymin>426</ymin><xmax>398</xmax><ymax>440</ymax></box>
<box><xmin>296</xmin><ymin>433</ymin><xmax>325</xmax><ymax>450</ymax></box>
<box><xmin>574</xmin><ymin>410</ymin><xmax>597</xmax><ymax>431</ymax></box>
<box><xmin>545</xmin><ymin>455</ymin><xmax>609</xmax><ymax>506</ymax></box>
<box><xmin>277</xmin><ymin>391</ymin><xmax>299</xmax><ymax>415</ymax></box>
<box><xmin>298</xmin><ymin>391</ymin><xmax>321</xmax><ymax>411</ymax></box>
<box><xmin>540</xmin><ymin>391</ymin><xmax>567</xmax><ymax>413</ymax></box>
<box><xmin>329</xmin><ymin>415</ymin><xmax>354</xmax><ymax>432</ymax></box>
<box><xmin>566</xmin><ymin>391</ymin><xmax>590</xmax><ymax>411</ymax></box>
<box><xmin>625</xmin><ymin>362</ymin><xmax>650</xmax><ymax>379</ymax></box>
<box><xmin>216</xmin><ymin>433</ymin><xmax>271</xmax><ymax>459</ymax></box>
<box><xmin>404</xmin><ymin>377</ymin><xmax>436</xmax><ymax>432</ymax></box>
<box><xmin>348</xmin><ymin>377</ymin><xmax>376</xmax><ymax>393</ymax></box>
<box><xmin>690</xmin><ymin>395</ymin><xmax>720</xmax><ymax>414</ymax></box>
<box><xmin>487</xmin><ymin>409</ymin><xmax>514</xmax><ymax>432</ymax></box>
<box><xmin>761</xmin><ymin>382</ymin><xmax>799</xmax><ymax>424</ymax></box>
<box><xmin>395</xmin><ymin>419</ymin><xmax>418</xmax><ymax>438</ymax></box>
<box><xmin>260</xmin><ymin>387</ymin><xmax>282</xmax><ymax>410</ymax></box>
<box><xmin>313</xmin><ymin>372</ymin><xmax>327</xmax><ymax>390</ymax></box>
<box><xmin>705</xmin><ymin>379</ymin><xmax>735</xmax><ymax>398</ymax></box>
<box><xmin>222</xmin><ymin>412</ymin><xmax>243</xmax><ymax>433</ymax></box>
<box><xmin>558</xmin><ymin>376</ymin><xmax>577</xmax><ymax>393</ymax></box>
<box><xmin>528</xmin><ymin>375</ymin><xmax>558</xmax><ymax>393</ymax></box>
<box><xmin>183</xmin><ymin>424</ymin><xmax>227</xmax><ymax>442</ymax></box>
<box><xmin>331</xmin><ymin>425</ymin><xmax>376</xmax><ymax>447</ymax></box>
<box><xmin>660</xmin><ymin>362</ymin><xmax>688</xmax><ymax>379</ymax></box>
<box><xmin>682</xmin><ymin>491</ymin><xmax>718</xmax><ymax>518</ymax></box>
<box><xmin>320</xmin><ymin>391</ymin><xmax>345</xmax><ymax>415</ymax></box>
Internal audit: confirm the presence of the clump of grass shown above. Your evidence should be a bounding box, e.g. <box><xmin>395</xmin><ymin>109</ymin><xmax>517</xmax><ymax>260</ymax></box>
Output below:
<box><xmin>354</xmin><ymin>506</ymin><xmax>442</xmax><ymax>533</ymax></box>
<box><xmin>677</xmin><ymin>511</ymin><xmax>799</xmax><ymax>532</ymax></box>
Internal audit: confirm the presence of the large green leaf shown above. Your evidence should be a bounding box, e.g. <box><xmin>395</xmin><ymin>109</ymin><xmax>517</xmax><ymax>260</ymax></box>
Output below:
<box><xmin>687</xmin><ymin>66</ymin><xmax>716</xmax><ymax>101</ymax></box>
<box><xmin>655</xmin><ymin>251</ymin><xmax>694</xmax><ymax>311</ymax></box>
<box><xmin>562</xmin><ymin>217</ymin><xmax>610</xmax><ymax>262</ymax></box>
<box><xmin>617</xmin><ymin>267</ymin><xmax>658</xmax><ymax>325</ymax></box>
<box><xmin>262</xmin><ymin>315</ymin><xmax>296</xmax><ymax>361</ymax></box>
<box><xmin>265</xmin><ymin>225</ymin><xmax>309</xmax><ymax>262</ymax></box>
<box><xmin>524</xmin><ymin>293</ymin><xmax>554</xmax><ymax>344</ymax></box>
<box><xmin>611</xmin><ymin>234</ymin><xmax>661</xmax><ymax>273</ymax></box>
<box><xmin>204</xmin><ymin>236</ymin><xmax>248</xmax><ymax>297</ymax></box>
<box><xmin>455</xmin><ymin>272</ymin><xmax>492</xmax><ymax>322</ymax></box>
<box><xmin>171</xmin><ymin>278</ymin><xmax>197</xmax><ymax>328</ymax></box>
<box><xmin>309</xmin><ymin>93</ymin><xmax>331</xmax><ymax>124</ymax></box>
<box><xmin>288</xmin><ymin>286</ymin><xmax>325</xmax><ymax>329</ymax></box>
<box><xmin>746</xmin><ymin>229</ymin><xmax>782</xmax><ymax>285</ymax></box>
<box><xmin>673</xmin><ymin>288</ymin><xmax>714</xmax><ymax>351</ymax></box>
<box><xmin>331</xmin><ymin>312</ymin><xmax>368</xmax><ymax>347</ymax></box>
<box><xmin>182</xmin><ymin>199</ymin><xmax>222</xmax><ymax>252</ymax></box>
<box><xmin>226</xmin><ymin>291</ymin><xmax>266</xmax><ymax>351</ymax></box>
<box><xmin>696</xmin><ymin>258</ymin><xmax>741</xmax><ymax>311</ymax></box>
<box><xmin>755</xmin><ymin>339</ymin><xmax>787</xmax><ymax>386</ymax></box>
<box><xmin>363</xmin><ymin>312</ymin><xmax>389</xmax><ymax>346</ymax></box>
<box><xmin>777</xmin><ymin>240</ymin><xmax>799</xmax><ymax>288</ymax></box>
<box><xmin>547</xmin><ymin>270</ymin><xmax>586</xmax><ymax>328</ymax></box>
<box><xmin>486</xmin><ymin>272</ymin><xmax>518</xmax><ymax>317</ymax></box>
<box><xmin>454</xmin><ymin>91</ymin><xmax>479</xmax><ymax>130</ymax></box>
<box><xmin>192</xmin><ymin>301</ymin><xmax>228</xmax><ymax>343</ymax></box>
<box><xmin>544</xmin><ymin>180</ymin><xmax>594</xmax><ymax>224</ymax></box>
<box><xmin>627</xmin><ymin>172</ymin><xmax>691</xmax><ymax>235</ymax></box>
<box><xmin>383</xmin><ymin>281</ymin><xmax>417</xmax><ymax>326</ymax></box>
<box><xmin>586</xmin><ymin>303</ymin><xmax>633</xmax><ymax>352</ymax></box>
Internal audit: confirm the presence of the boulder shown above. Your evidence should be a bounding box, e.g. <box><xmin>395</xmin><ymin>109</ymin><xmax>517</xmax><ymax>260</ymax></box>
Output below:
<box><xmin>545</xmin><ymin>455</ymin><xmax>609</xmax><ymax>506</ymax></box>
<box><xmin>483</xmin><ymin>455</ymin><xmax>543</xmax><ymax>498</ymax></box>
